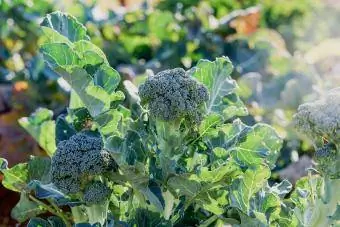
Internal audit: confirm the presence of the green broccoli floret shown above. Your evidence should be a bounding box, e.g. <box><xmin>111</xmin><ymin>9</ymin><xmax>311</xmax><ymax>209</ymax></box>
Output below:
<box><xmin>139</xmin><ymin>68</ymin><xmax>209</xmax><ymax>124</ymax></box>
<box><xmin>50</xmin><ymin>132</ymin><xmax>117</xmax><ymax>195</ymax></box>
<box><xmin>83</xmin><ymin>181</ymin><xmax>112</xmax><ymax>205</ymax></box>
<box><xmin>315</xmin><ymin>143</ymin><xmax>340</xmax><ymax>179</ymax></box>
<box><xmin>294</xmin><ymin>88</ymin><xmax>340</xmax><ymax>178</ymax></box>
<box><xmin>293</xmin><ymin>88</ymin><xmax>340</xmax><ymax>146</ymax></box>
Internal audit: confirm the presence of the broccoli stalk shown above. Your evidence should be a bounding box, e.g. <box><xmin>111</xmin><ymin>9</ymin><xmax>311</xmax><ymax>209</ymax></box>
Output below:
<box><xmin>139</xmin><ymin>68</ymin><xmax>209</xmax><ymax>179</ymax></box>
<box><xmin>50</xmin><ymin>132</ymin><xmax>117</xmax><ymax>225</ymax></box>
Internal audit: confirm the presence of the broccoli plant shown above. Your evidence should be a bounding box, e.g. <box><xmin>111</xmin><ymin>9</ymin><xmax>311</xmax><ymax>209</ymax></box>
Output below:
<box><xmin>292</xmin><ymin>88</ymin><xmax>340</xmax><ymax>227</ymax></box>
<box><xmin>0</xmin><ymin>11</ymin><xmax>339</xmax><ymax>227</ymax></box>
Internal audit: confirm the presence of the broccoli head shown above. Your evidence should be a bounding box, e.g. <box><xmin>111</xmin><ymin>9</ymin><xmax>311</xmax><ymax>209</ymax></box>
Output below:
<box><xmin>139</xmin><ymin>68</ymin><xmax>209</xmax><ymax>124</ymax></box>
<box><xmin>293</xmin><ymin>88</ymin><xmax>340</xmax><ymax>145</ymax></box>
<box><xmin>83</xmin><ymin>181</ymin><xmax>112</xmax><ymax>205</ymax></box>
<box><xmin>294</xmin><ymin>88</ymin><xmax>340</xmax><ymax>178</ymax></box>
<box><xmin>50</xmin><ymin>132</ymin><xmax>117</xmax><ymax>195</ymax></box>
<box><xmin>315</xmin><ymin>143</ymin><xmax>340</xmax><ymax>179</ymax></box>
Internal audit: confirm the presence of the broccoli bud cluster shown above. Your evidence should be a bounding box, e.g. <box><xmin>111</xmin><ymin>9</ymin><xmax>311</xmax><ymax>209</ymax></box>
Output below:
<box><xmin>50</xmin><ymin>132</ymin><xmax>117</xmax><ymax>195</ymax></box>
<box><xmin>315</xmin><ymin>143</ymin><xmax>340</xmax><ymax>179</ymax></box>
<box><xmin>139</xmin><ymin>68</ymin><xmax>209</xmax><ymax>124</ymax></box>
<box><xmin>83</xmin><ymin>181</ymin><xmax>112</xmax><ymax>205</ymax></box>
<box><xmin>294</xmin><ymin>88</ymin><xmax>340</xmax><ymax>178</ymax></box>
<box><xmin>293</xmin><ymin>88</ymin><xmax>340</xmax><ymax>145</ymax></box>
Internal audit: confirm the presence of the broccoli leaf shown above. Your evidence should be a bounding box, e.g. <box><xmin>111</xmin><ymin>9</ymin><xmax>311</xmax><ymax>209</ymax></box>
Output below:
<box><xmin>18</xmin><ymin>108</ymin><xmax>56</xmax><ymax>156</ymax></box>
<box><xmin>11</xmin><ymin>194</ymin><xmax>45</xmax><ymax>223</ymax></box>
<box><xmin>40</xmin><ymin>42</ymin><xmax>80</xmax><ymax>70</ymax></box>
<box><xmin>28</xmin><ymin>156</ymin><xmax>51</xmax><ymax>183</ymax></box>
<box><xmin>55</xmin><ymin>115</ymin><xmax>77</xmax><ymax>144</ymax></box>
<box><xmin>205</xmin><ymin>119</ymin><xmax>282</xmax><ymax>169</ymax></box>
<box><xmin>229</xmin><ymin>165</ymin><xmax>270</xmax><ymax>214</ymax></box>
<box><xmin>60</xmin><ymin>67</ymin><xmax>111</xmax><ymax>116</ymax></box>
<box><xmin>40</xmin><ymin>11</ymin><xmax>123</xmax><ymax>125</ymax></box>
<box><xmin>0</xmin><ymin>160</ymin><xmax>28</xmax><ymax>192</ymax></box>
<box><xmin>41</xmin><ymin>11</ymin><xmax>90</xmax><ymax>42</ymax></box>
<box><xmin>190</xmin><ymin>57</ymin><xmax>248</xmax><ymax>120</ymax></box>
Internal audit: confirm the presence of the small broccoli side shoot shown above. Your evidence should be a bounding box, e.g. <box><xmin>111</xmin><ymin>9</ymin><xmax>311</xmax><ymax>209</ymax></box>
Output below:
<box><xmin>139</xmin><ymin>68</ymin><xmax>209</xmax><ymax>124</ymax></box>
<box><xmin>50</xmin><ymin>132</ymin><xmax>117</xmax><ymax>224</ymax></box>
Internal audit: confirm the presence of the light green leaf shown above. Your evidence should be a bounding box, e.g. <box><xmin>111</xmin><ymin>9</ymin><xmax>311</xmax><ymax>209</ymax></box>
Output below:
<box><xmin>18</xmin><ymin>108</ymin><xmax>56</xmax><ymax>156</ymax></box>
<box><xmin>205</xmin><ymin>119</ymin><xmax>282</xmax><ymax>169</ymax></box>
<box><xmin>40</xmin><ymin>26</ymin><xmax>73</xmax><ymax>45</ymax></box>
<box><xmin>1</xmin><ymin>162</ymin><xmax>28</xmax><ymax>192</ymax></box>
<box><xmin>93</xmin><ymin>64</ymin><xmax>121</xmax><ymax>94</ymax></box>
<box><xmin>190</xmin><ymin>57</ymin><xmax>248</xmax><ymax>120</ymax></box>
<box><xmin>198</xmin><ymin>113</ymin><xmax>223</xmax><ymax>138</ymax></box>
<box><xmin>167</xmin><ymin>175</ymin><xmax>201</xmax><ymax>197</ymax></box>
<box><xmin>95</xmin><ymin>109</ymin><xmax>124</xmax><ymax>138</ymax></box>
<box><xmin>74</xmin><ymin>40</ymin><xmax>108</xmax><ymax>64</ymax></box>
<box><xmin>11</xmin><ymin>194</ymin><xmax>44</xmax><ymax>223</ymax></box>
<box><xmin>41</xmin><ymin>11</ymin><xmax>90</xmax><ymax>42</ymax></box>
<box><xmin>40</xmin><ymin>42</ymin><xmax>80</xmax><ymax>70</ymax></box>
<box><xmin>229</xmin><ymin>165</ymin><xmax>270</xmax><ymax>214</ymax></box>
<box><xmin>60</xmin><ymin>67</ymin><xmax>111</xmax><ymax>117</ymax></box>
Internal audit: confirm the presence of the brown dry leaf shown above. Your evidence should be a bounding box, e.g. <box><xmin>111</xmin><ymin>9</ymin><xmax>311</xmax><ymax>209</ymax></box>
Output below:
<box><xmin>229</xmin><ymin>8</ymin><xmax>261</xmax><ymax>35</ymax></box>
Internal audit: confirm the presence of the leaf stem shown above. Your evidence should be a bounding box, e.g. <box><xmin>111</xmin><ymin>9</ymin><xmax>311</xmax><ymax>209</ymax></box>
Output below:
<box><xmin>29</xmin><ymin>195</ymin><xmax>72</xmax><ymax>227</ymax></box>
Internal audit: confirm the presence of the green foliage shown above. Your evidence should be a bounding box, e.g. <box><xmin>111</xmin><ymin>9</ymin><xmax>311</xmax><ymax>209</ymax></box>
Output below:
<box><xmin>0</xmin><ymin>8</ymin><xmax>338</xmax><ymax>227</ymax></box>
<box><xmin>190</xmin><ymin>57</ymin><xmax>248</xmax><ymax>120</ymax></box>
<box><xmin>18</xmin><ymin>108</ymin><xmax>56</xmax><ymax>156</ymax></box>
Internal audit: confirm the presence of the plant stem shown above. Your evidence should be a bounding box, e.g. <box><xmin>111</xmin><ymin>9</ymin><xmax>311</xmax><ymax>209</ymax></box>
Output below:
<box><xmin>198</xmin><ymin>215</ymin><xmax>218</xmax><ymax>227</ymax></box>
<box><xmin>29</xmin><ymin>195</ymin><xmax>72</xmax><ymax>227</ymax></box>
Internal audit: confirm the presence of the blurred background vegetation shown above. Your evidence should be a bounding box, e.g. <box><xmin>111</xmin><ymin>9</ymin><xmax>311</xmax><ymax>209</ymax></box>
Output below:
<box><xmin>1</xmin><ymin>0</ymin><xmax>340</xmax><ymax>225</ymax></box>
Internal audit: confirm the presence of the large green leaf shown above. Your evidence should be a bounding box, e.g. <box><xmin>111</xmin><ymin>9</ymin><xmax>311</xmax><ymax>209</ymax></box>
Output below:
<box><xmin>74</xmin><ymin>40</ymin><xmax>108</xmax><ymax>65</ymax></box>
<box><xmin>229</xmin><ymin>165</ymin><xmax>270</xmax><ymax>214</ymax></box>
<box><xmin>190</xmin><ymin>57</ymin><xmax>248</xmax><ymax>120</ymax></box>
<box><xmin>40</xmin><ymin>42</ymin><xmax>80</xmax><ymax>70</ymax></box>
<box><xmin>41</xmin><ymin>11</ymin><xmax>90</xmax><ymax>42</ymax></box>
<box><xmin>40</xmin><ymin>26</ymin><xmax>72</xmax><ymax>45</ymax></box>
<box><xmin>11</xmin><ymin>193</ymin><xmax>44</xmax><ymax>222</ymax></box>
<box><xmin>18</xmin><ymin>108</ymin><xmax>56</xmax><ymax>156</ymax></box>
<box><xmin>94</xmin><ymin>109</ymin><xmax>124</xmax><ymax>138</ymax></box>
<box><xmin>60</xmin><ymin>67</ymin><xmax>111</xmax><ymax>117</ymax></box>
<box><xmin>167</xmin><ymin>175</ymin><xmax>201</xmax><ymax>197</ymax></box>
<box><xmin>245</xmin><ymin>181</ymin><xmax>294</xmax><ymax>226</ymax></box>
<box><xmin>290</xmin><ymin>176</ymin><xmax>340</xmax><ymax>227</ymax></box>
<box><xmin>93</xmin><ymin>64</ymin><xmax>121</xmax><ymax>94</ymax></box>
<box><xmin>168</xmin><ymin>162</ymin><xmax>242</xmax><ymax>215</ymax></box>
<box><xmin>205</xmin><ymin>119</ymin><xmax>282</xmax><ymax>169</ymax></box>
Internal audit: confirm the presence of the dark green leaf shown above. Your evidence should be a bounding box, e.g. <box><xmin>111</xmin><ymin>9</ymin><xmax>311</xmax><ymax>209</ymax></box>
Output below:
<box><xmin>28</xmin><ymin>156</ymin><xmax>51</xmax><ymax>183</ymax></box>
<box><xmin>55</xmin><ymin>115</ymin><xmax>77</xmax><ymax>144</ymax></box>
<box><xmin>11</xmin><ymin>194</ymin><xmax>45</xmax><ymax>222</ymax></box>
